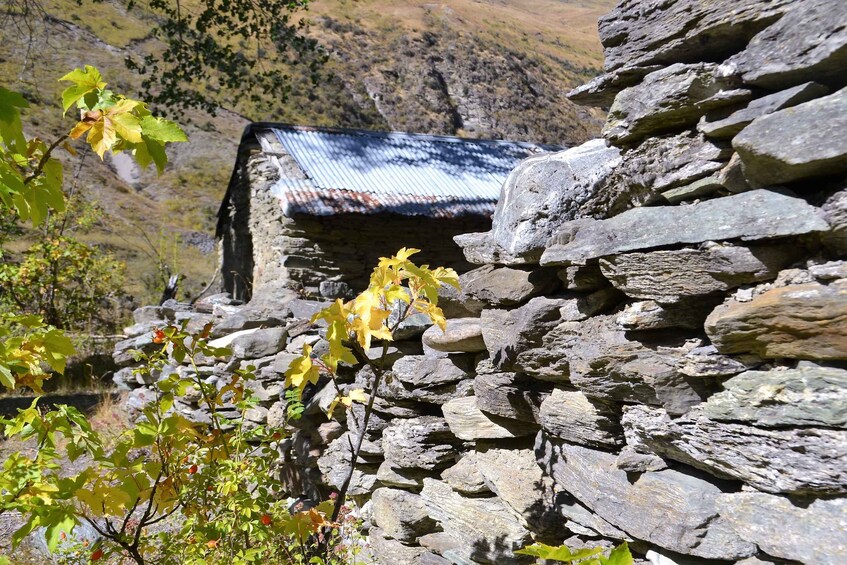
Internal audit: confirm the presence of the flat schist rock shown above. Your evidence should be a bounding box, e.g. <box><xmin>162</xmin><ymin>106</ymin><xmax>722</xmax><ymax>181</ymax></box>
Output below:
<box><xmin>597</xmin><ymin>0</ymin><xmax>793</xmax><ymax>73</ymax></box>
<box><xmin>229</xmin><ymin>326</ymin><xmax>288</xmax><ymax>359</ymax></box>
<box><xmin>567</xmin><ymin>64</ymin><xmax>662</xmax><ymax>108</ymax></box>
<box><xmin>733</xmin><ymin>88</ymin><xmax>847</xmax><ymax>188</ymax></box>
<box><xmin>454</xmin><ymin>139</ymin><xmax>621</xmax><ymax>266</ymax></box>
<box><xmin>679</xmin><ymin>344</ymin><xmax>760</xmax><ymax>379</ymax></box>
<box><xmin>598</xmin><ymin>130</ymin><xmax>731</xmax><ymax>214</ymax></box>
<box><xmin>381</xmin><ymin>416</ymin><xmax>463</xmax><ymax>471</ymax></box>
<box><xmin>699</xmin><ymin>82</ymin><xmax>829</xmax><ymax>139</ymax></box>
<box><xmin>459</xmin><ymin>264</ymin><xmax>560</xmax><ymax>308</ymax></box>
<box><xmin>725</xmin><ymin>0</ymin><xmax>847</xmax><ymax>90</ymax></box>
<box><xmin>376</xmin><ymin>461</ymin><xmax>435</xmax><ymax>491</ymax></box>
<box><xmin>538</xmin><ymin>388</ymin><xmax>624</xmax><ymax>449</ymax></box>
<box><xmin>558</xmin><ymin>315</ymin><xmax>718</xmax><ymax>416</ymax></box>
<box><xmin>418</xmin><ymin>532</ymin><xmax>473</xmax><ymax>565</ymax></box>
<box><xmin>535</xmin><ymin>434</ymin><xmax>757</xmax><ymax>560</ymax></box>
<box><xmin>540</xmin><ymin>189</ymin><xmax>829</xmax><ymax>266</ymax></box>
<box><xmin>441</xmin><ymin>396</ymin><xmax>539</xmax><ymax>441</ymax></box>
<box><xmin>716</xmin><ymin>492</ymin><xmax>847</xmax><ymax>564</ymax></box>
<box><xmin>371</xmin><ymin>487</ymin><xmax>438</xmax><ymax>544</ymax></box>
<box><xmin>419</xmin><ymin>478</ymin><xmax>533</xmax><ymax>565</ymax></box>
<box><xmin>421</xmin><ymin>318</ymin><xmax>485</xmax><ymax>353</ymax></box>
<box><xmin>822</xmin><ymin>188</ymin><xmax>847</xmax><ymax>256</ymax></box>
<box><xmin>705</xmin><ymin>278</ymin><xmax>847</xmax><ymax>361</ymax></box>
<box><xmin>615</xmin><ymin>299</ymin><xmax>721</xmax><ymax>331</ymax></box>
<box><xmin>480</xmin><ymin>290</ymin><xmax>621</xmax><ymax>381</ymax></box>
<box><xmin>599</xmin><ymin>242</ymin><xmax>802</xmax><ymax>303</ymax></box>
<box><xmin>603</xmin><ymin>63</ymin><xmax>749</xmax><ymax>146</ymax></box>
<box><xmin>387</xmin><ymin>354</ymin><xmax>475</xmax><ymax>387</ymax></box>
<box><xmin>375</xmin><ymin>374</ymin><xmax>474</xmax><ymax>405</ymax></box>
<box><xmin>705</xmin><ymin>364</ymin><xmax>847</xmax><ymax>428</ymax></box>
<box><xmin>317</xmin><ymin>432</ymin><xmax>379</xmax><ymax>496</ymax></box>
<box><xmin>472</xmin><ymin>372</ymin><xmax>551</xmax><ymax>423</ymax></box>
<box><xmin>623</xmin><ymin>405</ymin><xmax>847</xmax><ymax>495</ymax></box>
<box><xmin>474</xmin><ymin>445</ymin><xmax>567</xmax><ymax>538</ymax></box>
<box><xmin>440</xmin><ymin>452</ymin><xmax>491</xmax><ymax>495</ymax></box>
<box><xmin>558</xmin><ymin>264</ymin><xmax>609</xmax><ymax>292</ymax></box>
<box><xmin>368</xmin><ymin>527</ymin><xmax>428</xmax><ymax>565</ymax></box>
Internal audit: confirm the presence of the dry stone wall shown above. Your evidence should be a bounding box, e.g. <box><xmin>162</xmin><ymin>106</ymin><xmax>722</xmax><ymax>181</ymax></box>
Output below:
<box><xmin>115</xmin><ymin>1</ymin><xmax>847</xmax><ymax>563</ymax></box>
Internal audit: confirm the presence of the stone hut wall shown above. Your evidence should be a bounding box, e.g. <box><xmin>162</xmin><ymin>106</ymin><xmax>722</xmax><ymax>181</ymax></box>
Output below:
<box><xmin>117</xmin><ymin>1</ymin><xmax>847</xmax><ymax>564</ymax></box>
<box><xmin>219</xmin><ymin>138</ymin><xmax>491</xmax><ymax>302</ymax></box>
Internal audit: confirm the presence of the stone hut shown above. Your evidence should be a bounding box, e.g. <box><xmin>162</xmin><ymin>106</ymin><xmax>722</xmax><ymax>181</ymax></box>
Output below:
<box><xmin>216</xmin><ymin>124</ymin><xmax>554</xmax><ymax>301</ymax></box>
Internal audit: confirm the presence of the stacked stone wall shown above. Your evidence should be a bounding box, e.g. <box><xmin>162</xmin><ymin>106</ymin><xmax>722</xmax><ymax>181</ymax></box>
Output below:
<box><xmin>116</xmin><ymin>1</ymin><xmax>847</xmax><ymax>563</ymax></box>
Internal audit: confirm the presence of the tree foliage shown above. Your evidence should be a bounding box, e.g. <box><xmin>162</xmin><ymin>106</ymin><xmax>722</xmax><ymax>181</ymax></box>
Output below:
<box><xmin>516</xmin><ymin>541</ymin><xmax>633</xmax><ymax>564</ymax></box>
<box><xmin>120</xmin><ymin>0</ymin><xmax>324</xmax><ymax>115</ymax></box>
<box><xmin>284</xmin><ymin>247</ymin><xmax>460</xmax><ymax>519</ymax></box>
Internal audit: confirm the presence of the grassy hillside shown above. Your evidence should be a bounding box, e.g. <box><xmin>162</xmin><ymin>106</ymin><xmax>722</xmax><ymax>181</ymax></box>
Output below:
<box><xmin>0</xmin><ymin>0</ymin><xmax>612</xmax><ymax>319</ymax></box>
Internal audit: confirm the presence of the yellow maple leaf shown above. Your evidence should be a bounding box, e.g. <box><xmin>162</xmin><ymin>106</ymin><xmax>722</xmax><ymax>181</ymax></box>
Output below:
<box><xmin>284</xmin><ymin>344</ymin><xmax>320</xmax><ymax>391</ymax></box>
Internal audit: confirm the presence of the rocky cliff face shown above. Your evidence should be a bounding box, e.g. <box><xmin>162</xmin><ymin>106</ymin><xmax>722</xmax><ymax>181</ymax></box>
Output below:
<box><xmin>113</xmin><ymin>0</ymin><xmax>847</xmax><ymax>563</ymax></box>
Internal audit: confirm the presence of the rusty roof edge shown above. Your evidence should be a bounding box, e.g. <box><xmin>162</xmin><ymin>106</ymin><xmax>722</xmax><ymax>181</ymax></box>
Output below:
<box><xmin>248</xmin><ymin>122</ymin><xmax>563</xmax><ymax>152</ymax></box>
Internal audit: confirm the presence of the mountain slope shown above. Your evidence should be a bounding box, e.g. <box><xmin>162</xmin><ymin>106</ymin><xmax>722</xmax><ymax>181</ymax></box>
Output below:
<box><xmin>0</xmin><ymin>0</ymin><xmax>612</xmax><ymax>309</ymax></box>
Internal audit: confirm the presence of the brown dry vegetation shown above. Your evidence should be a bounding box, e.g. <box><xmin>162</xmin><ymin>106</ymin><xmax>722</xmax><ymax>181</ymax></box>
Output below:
<box><xmin>0</xmin><ymin>0</ymin><xmax>611</xmax><ymax>315</ymax></box>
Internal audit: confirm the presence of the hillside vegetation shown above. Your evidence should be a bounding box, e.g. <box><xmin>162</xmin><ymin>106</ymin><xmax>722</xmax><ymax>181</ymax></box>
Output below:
<box><xmin>0</xmin><ymin>0</ymin><xmax>611</xmax><ymax>314</ymax></box>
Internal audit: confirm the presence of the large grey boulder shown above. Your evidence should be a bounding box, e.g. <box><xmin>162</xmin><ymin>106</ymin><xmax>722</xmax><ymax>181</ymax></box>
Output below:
<box><xmin>623</xmin><ymin>405</ymin><xmax>847</xmax><ymax>495</ymax></box>
<box><xmin>599</xmin><ymin>242</ymin><xmax>800</xmax><ymax>303</ymax></box>
<box><xmin>371</xmin><ymin>488</ymin><xmax>438</xmax><ymax>543</ymax></box>
<box><xmin>442</xmin><ymin>397</ymin><xmax>538</xmax><ymax>441</ymax></box>
<box><xmin>597</xmin><ymin>0</ymin><xmax>793</xmax><ymax>73</ymax></box>
<box><xmin>726</xmin><ymin>0</ymin><xmax>847</xmax><ymax>89</ymax></box>
<box><xmin>454</xmin><ymin>139</ymin><xmax>621</xmax><ymax>265</ymax></box>
<box><xmin>535</xmin><ymin>434</ymin><xmax>756</xmax><ymax>560</ymax></box>
<box><xmin>716</xmin><ymin>492</ymin><xmax>847</xmax><ymax>564</ymax></box>
<box><xmin>704</xmin><ymin>365</ymin><xmax>847</xmax><ymax>428</ymax></box>
<box><xmin>541</xmin><ymin>189</ymin><xmax>829</xmax><ymax>266</ymax></box>
<box><xmin>604</xmin><ymin>63</ymin><xmax>747</xmax><ymax>146</ymax></box>
<box><xmin>473</xmin><ymin>372</ymin><xmax>550</xmax><ymax>423</ymax></box>
<box><xmin>733</xmin><ymin>88</ymin><xmax>847</xmax><ymax>188</ymax></box>
<box><xmin>699</xmin><ymin>82</ymin><xmax>829</xmax><ymax>139</ymax></box>
<box><xmin>539</xmin><ymin>389</ymin><xmax>624</xmax><ymax>448</ymax></box>
<box><xmin>420</xmin><ymin>479</ymin><xmax>532</xmax><ymax>565</ymax></box>
<box><xmin>600</xmin><ymin>130</ymin><xmax>731</xmax><ymax>213</ymax></box>
<box><xmin>474</xmin><ymin>446</ymin><xmax>567</xmax><ymax>538</ymax></box>
<box><xmin>381</xmin><ymin>416</ymin><xmax>462</xmax><ymax>471</ymax></box>
<box><xmin>705</xmin><ymin>279</ymin><xmax>847</xmax><ymax>360</ymax></box>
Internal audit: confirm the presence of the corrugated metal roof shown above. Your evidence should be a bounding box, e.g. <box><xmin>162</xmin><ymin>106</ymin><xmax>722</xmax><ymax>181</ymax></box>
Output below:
<box><xmin>263</xmin><ymin>125</ymin><xmax>560</xmax><ymax>217</ymax></box>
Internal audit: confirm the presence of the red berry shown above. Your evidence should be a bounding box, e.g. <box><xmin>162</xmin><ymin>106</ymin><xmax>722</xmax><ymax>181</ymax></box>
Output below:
<box><xmin>91</xmin><ymin>548</ymin><xmax>104</xmax><ymax>561</ymax></box>
<box><xmin>188</xmin><ymin>464</ymin><xmax>198</xmax><ymax>474</ymax></box>
<box><xmin>261</xmin><ymin>514</ymin><xmax>272</xmax><ymax>526</ymax></box>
